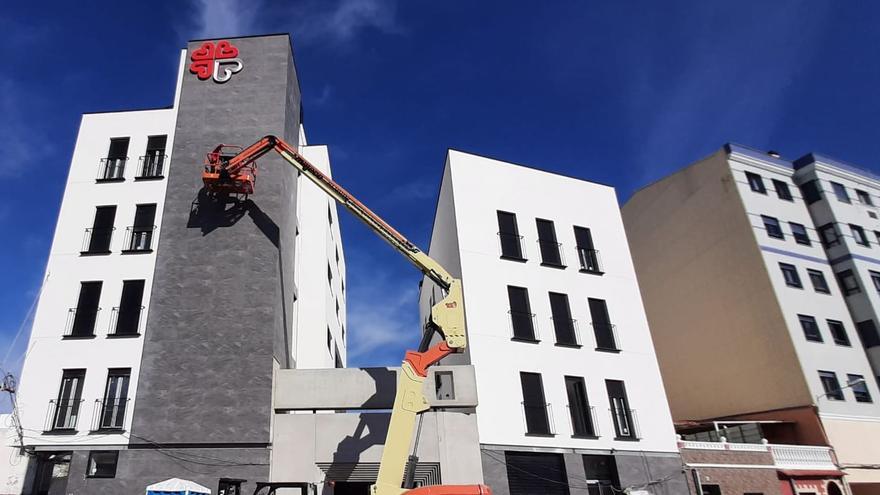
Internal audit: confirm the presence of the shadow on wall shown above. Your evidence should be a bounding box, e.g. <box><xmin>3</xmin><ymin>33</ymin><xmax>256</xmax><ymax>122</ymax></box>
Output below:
<box><xmin>187</xmin><ymin>188</ymin><xmax>279</xmax><ymax>247</ymax></box>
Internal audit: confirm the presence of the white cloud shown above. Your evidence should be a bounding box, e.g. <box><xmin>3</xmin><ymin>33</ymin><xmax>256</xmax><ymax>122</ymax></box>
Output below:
<box><xmin>293</xmin><ymin>0</ymin><xmax>402</xmax><ymax>46</ymax></box>
<box><xmin>0</xmin><ymin>78</ymin><xmax>51</xmax><ymax>178</ymax></box>
<box><xmin>191</xmin><ymin>0</ymin><xmax>262</xmax><ymax>39</ymax></box>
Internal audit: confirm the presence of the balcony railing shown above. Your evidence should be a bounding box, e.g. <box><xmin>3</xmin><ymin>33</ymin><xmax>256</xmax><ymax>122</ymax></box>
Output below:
<box><xmin>81</xmin><ymin>227</ymin><xmax>115</xmax><ymax>254</ymax></box>
<box><xmin>567</xmin><ymin>404</ymin><xmax>598</xmax><ymax>437</ymax></box>
<box><xmin>577</xmin><ymin>247</ymin><xmax>603</xmax><ymax>273</ymax></box>
<box><xmin>64</xmin><ymin>307</ymin><xmax>101</xmax><ymax>338</ymax></box>
<box><xmin>91</xmin><ymin>398</ymin><xmax>130</xmax><ymax>431</ymax></box>
<box><xmin>771</xmin><ymin>444</ymin><xmax>837</xmax><ymax>471</ymax></box>
<box><xmin>551</xmin><ymin>317</ymin><xmax>581</xmax><ymax>346</ymax></box>
<box><xmin>521</xmin><ymin>401</ymin><xmax>555</xmax><ymax>435</ymax></box>
<box><xmin>122</xmin><ymin>225</ymin><xmax>156</xmax><ymax>253</ymax></box>
<box><xmin>97</xmin><ymin>157</ymin><xmax>127</xmax><ymax>181</ymax></box>
<box><xmin>537</xmin><ymin>239</ymin><xmax>566</xmax><ymax>267</ymax></box>
<box><xmin>108</xmin><ymin>306</ymin><xmax>145</xmax><ymax>336</ymax></box>
<box><xmin>591</xmin><ymin>323</ymin><xmax>619</xmax><ymax>351</ymax></box>
<box><xmin>137</xmin><ymin>154</ymin><xmax>166</xmax><ymax>179</ymax></box>
<box><xmin>45</xmin><ymin>399</ymin><xmax>84</xmax><ymax>431</ymax></box>
<box><xmin>610</xmin><ymin>406</ymin><xmax>639</xmax><ymax>440</ymax></box>
<box><xmin>497</xmin><ymin>232</ymin><xmax>527</xmax><ymax>261</ymax></box>
<box><xmin>509</xmin><ymin>310</ymin><xmax>539</xmax><ymax>342</ymax></box>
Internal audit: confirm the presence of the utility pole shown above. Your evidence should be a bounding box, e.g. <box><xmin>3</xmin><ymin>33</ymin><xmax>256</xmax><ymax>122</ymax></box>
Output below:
<box><xmin>0</xmin><ymin>373</ymin><xmax>27</xmax><ymax>455</ymax></box>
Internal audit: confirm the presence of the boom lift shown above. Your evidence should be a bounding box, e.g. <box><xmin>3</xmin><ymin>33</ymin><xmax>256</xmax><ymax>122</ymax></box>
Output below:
<box><xmin>202</xmin><ymin>136</ymin><xmax>491</xmax><ymax>495</ymax></box>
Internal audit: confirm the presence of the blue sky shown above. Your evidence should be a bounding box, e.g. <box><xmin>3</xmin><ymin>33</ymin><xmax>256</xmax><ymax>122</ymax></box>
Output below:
<box><xmin>3</xmin><ymin>1</ymin><xmax>880</xmax><ymax>383</ymax></box>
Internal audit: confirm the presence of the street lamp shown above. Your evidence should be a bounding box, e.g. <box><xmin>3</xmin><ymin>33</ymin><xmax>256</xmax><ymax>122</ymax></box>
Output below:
<box><xmin>815</xmin><ymin>377</ymin><xmax>866</xmax><ymax>402</ymax></box>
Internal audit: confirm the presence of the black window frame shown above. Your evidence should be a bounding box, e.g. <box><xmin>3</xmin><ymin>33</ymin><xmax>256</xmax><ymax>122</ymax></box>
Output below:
<box><xmin>123</xmin><ymin>204</ymin><xmax>157</xmax><ymax>253</ymax></box>
<box><xmin>69</xmin><ymin>281</ymin><xmax>102</xmax><ymax>338</ymax></box>
<box><xmin>831</xmin><ymin>182</ymin><xmax>851</xmax><ymax>203</ymax></box>
<box><xmin>549</xmin><ymin>292</ymin><xmax>579</xmax><ymax>347</ymax></box>
<box><xmin>536</xmin><ymin>218</ymin><xmax>564</xmax><ymax>268</ymax></box>
<box><xmin>807</xmin><ymin>269</ymin><xmax>831</xmax><ymax>294</ymax></box>
<box><xmin>98</xmin><ymin>369</ymin><xmax>130</xmax><ymax>430</ymax></box>
<box><xmin>520</xmin><ymin>372</ymin><xmax>552</xmax><ymax>436</ymax></box>
<box><xmin>773</xmin><ymin>179</ymin><xmax>793</xmax><ymax>201</ymax></box>
<box><xmin>837</xmin><ymin>269</ymin><xmax>861</xmax><ymax>296</ymax></box>
<box><xmin>819</xmin><ymin>371</ymin><xmax>845</xmax><ymax>401</ymax></box>
<box><xmin>53</xmin><ymin>369</ymin><xmax>86</xmax><ymax>431</ymax></box>
<box><xmin>856</xmin><ymin>189</ymin><xmax>874</xmax><ymax>206</ymax></box>
<box><xmin>857</xmin><ymin>320</ymin><xmax>880</xmax><ymax>349</ymax></box>
<box><xmin>113</xmin><ymin>280</ymin><xmax>145</xmax><ymax>336</ymax></box>
<box><xmin>870</xmin><ymin>271</ymin><xmax>880</xmax><ymax>293</ymax></box>
<box><xmin>565</xmin><ymin>376</ymin><xmax>596</xmax><ymax>438</ymax></box>
<box><xmin>508</xmin><ymin>286</ymin><xmax>538</xmax><ymax>342</ymax></box>
<box><xmin>746</xmin><ymin>172</ymin><xmax>766</xmax><ymax>194</ymax></box>
<box><xmin>86</xmin><ymin>450</ymin><xmax>118</xmax><ymax>478</ymax></box>
<box><xmin>819</xmin><ymin>223</ymin><xmax>840</xmax><ymax>247</ymax></box>
<box><xmin>589</xmin><ymin>298</ymin><xmax>618</xmax><ymax>352</ymax></box>
<box><xmin>800</xmin><ymin>180</ymin><xmax>822</xmax><ymax>205</ymax></box>
<box><xmin>574</xmin><ymin>226</ymin><xmax>602</xmax><ymax>274</ymax></box>
<box><xmin>83</xmin><ymin>206</ymin><xmax>117</xmax><ymax>255</ymax></box>
<box><xmin>779</xmin><ymin>263</ymin><xmax>802</xmax><ymax>288</ymax></box>
<box><xmin>799</xmin><ymin>314</ymin><xmax>823</xmax><ymax>343</ymax></box>
<box><xmin>497</xmin><ymin>211</ymin><xmax>526</xmax><ymax>261</ymax></box>
<box><xmin>851</xmin><ymin>224</ymin><xmax>870</xmax><ymax>247</ymax></box>
<box><xmin>789</xmin><ymin>222</ymin><xmax>811</xmax><ymax>246</ymax></box>
<box><xmin>827</xmin><ymin>320</ymin><xmax>851</xmax><ymax>347</ymax></box>
<box><xmin>848</xmin><ymin>374</ymin><xmax>872</xmax><ymax>403</ymax></box>
<box><xmin>761</xmin><ymin>215</ymin><xmax>784</xmax><ymax>239</ymax></box>
<box><xmin>606</xmin><ymin>379</ymin><xmax>637</xmax><ymax>440</ymax></box>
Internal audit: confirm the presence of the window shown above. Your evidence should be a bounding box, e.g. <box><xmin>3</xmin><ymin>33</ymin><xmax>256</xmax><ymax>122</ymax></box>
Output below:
<box><xmin>335</xmin><ymin>246</ymin><xmax>340</xmax><ymax>265</ymax></box>
<box><xmin>857</xmin><ymin>320</ymin><xmax>880</xmax><ymax>349</ymax></box>
<box><xmin>779</xmin><ymin>263</ymin><xmax>802</xmax><ymax>288</ymax></box>
<box><xmin>124</xmin><ymin>204</ymin><xmax>156</xmax><ymax>252</ymax></box>
<box><xmin>837</xmin><ymin>269</ymin><xmax>861</xmax><ymax>296</ymax></box>
<box><xmin>851</xmin><ymin>224</ymin><xmax>870</xmax><ymax>246</ymax></box>
<box><xmin>800</xmin><ymin>180</ymin><xmax>822</xmax><ymax>205</ymax></box>
<box><xmin>53</xmin><ymin>369</ymin><xmax>85</xmax><ymax>430</ymax></box>
<box><xmin>819</xmin><ymin>223</ymin><xmax>840</xmax><ymax>247</ymax></box>
<box><xmin>565</xmin><ymin>376</ymin><xmax>595</xmax><ymax>437</ymax></box>
<box><xmin>84</xmin><ymin>206</ymin><xmax>116</xmax><ymax>254</ymax></box>
<box><xmin>871</xmin><ymin>271</ymin><xmax>880</xmax><ymax>293</ymax></box>
<box><xmin>701</xmin><ymin>486</ymin><xmax>722</xmax><ymax>495</ymax></box>
<box><xmin>589</xmin><ymin>298</ymin><xmax>617</xmax><ymax>351</ymax></box>
<box><xmin>606</xmin><ymin>380</ymin><xmax>636</xmax><ymax>439</ymax></box>
<box><xmin>848</xmin><ymin>374</ymin><xmax>872</xmax><ymax>403</ymax></box>
<box><xmin>827</xmin><ymin>320</ymin><xmax>851</xmax><ymax>346</ymax></box>
<box><xmin>99</xmin><ymin>137</ymin><xmax>130</xmax><ymax>181</ymax></box>
<box><xmin>335</xmin><ymin>345</ymin><xmax>343</xmax><ymax>368</ymax></box>
<box><xmin>790</xmin><ymin>222</ymin><xmax>811</xmax><ymax>246</ymax></box>
<box><xmin>505</xmin><ymin>452</ymin><xmax>568</xmax><ymax>495</ymax></box>
<box><xmin>773</xmin><ymin>179</ymin><xmax>793</xmax><ymax>200</ymax></box>
<box><xmin>875</xmin><ymin>231</ymin><xmax>880</xmax><ymax>246</ymax></box>
<box><xmin>98</xmin><ymin>369</ymin><xmax>130</xmax><ymax>430</ymax></box>
<box><xmin>832</xmin><ymin>182</ymin><xmax>851</xmax><ymax>203</ymax></box>
<box><xmin>86</xmin><ymin>451</ymin><xmax>118</xmax><ymax>478</ymax></box>
<box><xmin>549</xmin><ymin>293</ymin><xmax>578</xmax><ymax>346</ymax></box>
<box><xmin>582</xmin><ymin>455</ymin><xmax>619</xmax><ymax>494</ymax></box>
<box><xmin>574</xmin><ymin>226</ymin><xmax>601</xmax><ymax>273</ymax></box>
<box><xmin>746</xmin><ymin>172</ymin><xmax>766</xmax><ymax>193</ymax></box>
<box><xmin>819</xmin><ymin>371</ymin><xmax>844</xmax><ymax>400</ymax></box>
<box><xmin>138</xmin><ymin>135</ymin><xmax>167</xmax><ymax>178</ymax></box>
<box><xmin>508</xmin><ymin>286</ymin><xmax>537</xmax><ymax>341</ymax></box>
<box><xmin>113</xmin><ymin>280</ymin><xmax>144</xmax><ymax>336</ymax></box>
<box><xmin>808</xmin><ymin>269</ymin><xmax>830</xmax><ymax>294</ymax></box>
<box><xmin>857</xmin><ymin>189</ymin><xmax>874</xmax><ymax>206</ymax></box>
<box><xmin>326</xmin><ymin>327</ymin><xmax>332</xmax><ymax>353</ymax></box>
<box><xmin>328</xmin><ymin>205</ymin><xmax>333</xmax><ymax>225</ymax></box>
<box><xmin>799</xmin><ymin>315</ymin><xmax>823</xmax><ymax>342</ymax></box>
<box><xmin>536</xmin><ymin>219</ymin><xmax>563</xmax><ymax>267</ymax></box>
<box><xmin>761</xmin><ymin>215</ymin><xmax>784</xmax><ymax>239</ymax></box>
<box><xmin>218</xmin><ymin>479</ymin><xmax>243</xmax><ymax>495</ymax></box>
<box><xmin>327</xmin><ymin>264</ymin><xmax>332</xmax><ymax>285</ymax></box>
<box><xmin>69</xmin><ymin>281</ymin><xmax>102</xmax><ymax>337</ymax></box>
<box><xmin>520</xmin><ymin>372</ymin><xmax>551</xmax><ymax>435</ymax></box>
<box><xmin>497</xmin><ymin>211</ymin><xmax>525</xmax><ymax>260</ymax></box>
<box><xmin>435</xmin><ymin>371</ymin><xmax>455</xmax><ymax>400</ymax></box>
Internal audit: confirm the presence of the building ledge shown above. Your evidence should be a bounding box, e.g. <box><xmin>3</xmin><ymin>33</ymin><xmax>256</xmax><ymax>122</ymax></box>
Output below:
<box><xmin>134</xmin><ymin>175</ymin><xmax>164</xmax><ymax>181</ymax></box>
<box><xmin>95</xmin><ymin>178</ymin><xmax>125</xmax><ymax>183</ymax></box>
<box><xmin>554</xmin><ymin>342</ymin><xmax>582</xmax><ymax>349</ymax></box>
<box><xmin>106</xmin><ymin>333</ymin><xmax>141</xmax><ymax>339</ymax></box>
<box><xmin>121</xmin><ymin>249</ymin><xmax>154</xmax><ymax>255</ymax></box>
<box><xmin>540</xmin><ymin>262</ymin><xmax>567</xmax><ymax>270</ymax></box>
<box><xmin>80</xmin><ymin>250</ymin><xmax>112</xmax><ymax>256</ymax></box>
<box><xmin>595</xmin><ymin>346</ymin><xmax>621</xmax><ymax>354</ymax></box>
<box><xmin>500</xmin><ymin>255</ymin><xmax>528</xmax><ymax>263</ymax></box>
<box><xmin>62</xmin><ymin>334</ymin><xmax>96</xmax><ymax>340</ymax></box>
<box><xmin>511</xmin><ymin>337</ymin><xmax>541</xmax><ymax>344</ymax></box>
<box><xmin>579</xmin><ymin>268</ymin><xmax>605</xmax><ymax>276</ymax></box>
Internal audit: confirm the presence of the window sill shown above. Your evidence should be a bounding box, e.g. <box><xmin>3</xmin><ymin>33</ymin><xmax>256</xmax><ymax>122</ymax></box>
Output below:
<box><xmin>89</xmin><ymin>428</ymin><xmax>125</xmax><ymax>434</ymax></box>
<box><xmin>614</xmin><ymin>436</ymin><xmax>640</xmax><ymax>442</ymax></box>
<box><xmin>805</xmin><ymin>339</ymin><xmax>825</xmax><ymax>344</ymax></box>
<box><xmin>511</xmin><ymin>337</ymin><xmax>541</xmax><ymax>344</ymax></box>
<box><xmin>540</xmin><ymin>262</ymin><xmax>567</xmax><ymax>270</ymax></box>
<box><xmin>554</xmin><ymin>342</ymin><xmax>582</xmax><ymax>349</ymax></box>
<box><xmin>42</xmin><ymin>429</ymin><xmax>79</xmax><ymax>435</ymax></box>
<box><xmin>524</xmin><ymin>432</ymin><xmax>556</xmax><ymax>438</ymax></box>
<box><xmin>572</xmin><ymin>434</ymin><xmax>599</xmax><ymax>440</ymax></box>
<box><xmin>833</xmin><ymin>342</ymin><xmax>852</xmax><ymax>347</ymax></box>
<box><xmin>80</xmin><ymin>250</ymin><xmax>112</xmax><ymax>256</ymax></box>
<box><xmin>107</xmin><ymin>333</ymin><xmax>141</xmax><ymax>339</ymax></box>
<box><xmin>595</xmin><ymin>346</ymin><xmax>621</xmax><ymax>354</ymax></box>
<box><xmin>500</xmin><ymin>255</ymin><xmax>528</xmax><ymax>263</ymax></box>
<box><xmin>134</xmin><ymin>175</ymin><xmax>164</xmax><ymax>181</ymax></box>
<box><xmin>96</xmin><ymin>178</ymin><xmax>125</xmax><ymax>183</ymax></box>
<box><xmin>121</xmin><ymin>249</ymin><xmax>154</xmax><ymax>255</ymax></box>
<box><xmin>579</xmin><ymin>268</ymin><xmax>605</xmax><ymax>276</ymax></box>
<box><xmin>63</xmin><ymin>334</ymin><xmax>97</xmax><ymax>340</ymax></box>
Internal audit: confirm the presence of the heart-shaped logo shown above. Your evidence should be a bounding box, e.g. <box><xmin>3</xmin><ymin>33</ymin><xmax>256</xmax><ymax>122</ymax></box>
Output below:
<box><xmin>215</xmin><ymin>40</ymin><xmax>239</xmax><ymax>59</ymax></box>
<box><xmin>189</xmin><ymin>40</ymin><xmax>243</xmax><ymax>83</ymax></box>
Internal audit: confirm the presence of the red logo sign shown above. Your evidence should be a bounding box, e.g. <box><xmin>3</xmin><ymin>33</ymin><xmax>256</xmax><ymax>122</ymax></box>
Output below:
<box><xmin>189</xmin><ymin>40</ymin><xmax>243</xmax><ymax>83</ymax></box>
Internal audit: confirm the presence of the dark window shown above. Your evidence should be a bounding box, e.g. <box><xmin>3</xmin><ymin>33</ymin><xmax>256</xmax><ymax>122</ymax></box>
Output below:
<box><xmin>53</xmin><ymin>369</ymin><xmax>85</xmax><ymax>430</ymax></box>
<box><xmin>871</xmin><ymin>271</ymin><xmax>880</xmax><ymax>293</ymax></box>
<box><xmin>328</xmin><ymin>205</ymin><xmax>333</xmax><ymax>225</ymax></box>
<box><xmin>520</xmin><ymin>372</ymin><xmax>551</xmax><ymax>435</ymax></box>
<box><xmin>582</xmin><ymin>455</ymin><xmax>619</xmax><ymax>494</ymax></box>
<box><xmin>139</xmin><ymin>135</ymin><xmax>167</xmax><ymax>178</ymax></box>
<box><xmin>799</xmin><ymin>315</ymin><xmax>823</xmax><ymax>342</ymax></box>
<box><xmin>536</xmin><ymin>219</ymin><xmax>564</xmax><ymax>267</ymax></box>
<box><xmin>574</xmin><ymin>226</ymin><xmax>601</xmax><ymax>273</ymax></box>
<box><xmin>837</xmin><ymin>269</ymin><xmax>861</xmax><ymax>296</ymax></box>
<box><xmin>808</xmin><ymin>269</ymin><xmax>830</xmax><ymax>294</ymax></box>
<box><xmin>819</xmin><ymin>223</ymin><xmax>840</xmax><ymax>247</ymax></box>
<box><xmin>335</xmin><ymin>345</ymin><xmax>343</xmax><ymax>368</ymax></box>
<box><xmin>99</xmin><ymin>369</ymin><xmax>130</xmax><ymax>430</ymax></box>
<box><xmin>606</xmin><ymin>380</ymin><xmax>636</xmax><ymax>439</ymax></box>
<box><xmin>70</xmin><ymin>282</ymin><xmax>102</xmax><ymax>337</ymax></box>
<box><xmin>218</xmin><ymin>479</ymin><xmax>243</xmax><ymax>495</ymax></box>
<box><xmin>86</xmin><ymin>451</ymin><xmax>118</xmax><ymax>478</ymax></box>
<box><xmin>761</xmin><ymin>215</ymin><xmax>784</xmax><ymax>239</ymax></box>
<box><xmin>800</xmin><ymin>180</ymin><xmax>822</xmax><ymax>205</ymax></box>
<box><xmin>497</xmin><ymin>211</ymin><xmax>525</xmax><ymax>260</ymax></box>
<box><xmin>832</xmin><ymin>182</ymin><xmax>851</xmax><ymax>203</ymax></box>
<box><xmin>565</xmin><ymin>376</ymin><xmax>595</xmax><ymax>437</ymax></box>
<box><xmin>589</xmin><ymin>298</ymin><xmax>617</xmax><ymax>351</ymax></box>
<box><xmin>114</xmin><ymin>280</ymin><xmax>144</xmax><ymax>336</ymax></box>
<box><xmin>85</xmin><ymin>206</ymin><xmax>116</xmax><ymax>254</ymax></box>
<box><xmin>857</xmin><ymin>189</ymin><xmax>874</xmax><ymax>206</ymax></box>
<box><xmin>508</xmin><ymin>286</ymin><xmax>537</xmax><ymax>341</ymax></box>
<box><xmin>100</xmin><ymin>138</ymin><xmax>129</xmax><ymax>180</ymax></box>
<box><xmin>819</xmin><ymin>371</ymin><xmax>844</xmax><ymax>400</ymax></box>
<box><xmin>326</xmin><ymin>327</ymin><xmax>332</xmax><ymax>353</ymax></box>
<box><xmin>327</xmin><ymin>264</ymin><xmax>333</xmax><ymax>284</ymax></box>
<box><xmin>773</xmin><ymin>179</ymin><xmax>793</xmax><ymax>200</ymax></box>
<box><xmin>435</xmin><ymin>371</ymin><xmax>455</xmax><ymax>400</ymax></box>
<box><xmin>857</xmin><ymin>320</ymin><xmax>880</xmax><ymax>349</ymax></box>
<box><xmin>779</xmin><ymin>263</ymin><xmax>802</xmax><ymax>288</ymax></box>
<box><xmin>126</xmin><ymin>204</ymin><xmax>156</xmax><ymax>252</ymax></box>
<box><xmin>851</xmin><ymin>224</ymin><xmax>870</xmax><ymax>246</ymax></box>
<box><xmin>848</xmin><ymin>374</ymin><xmax>872</xmax><ymax>403</ymax></box>
<box><xmin>746</xmin><ymin>172</ymin><xmax>766</xmax><ymax>193</ymax></box>
<box><xmin>827</xmin><ymin>320</ymin><xmax>851</xmax><ymax>346</ymax></box>
<box><xmin>789</xmin><ymin>222</ymin><xmax>811</xmax><ymax>246</ymax></box>
<box><xmin>505</xmin><ymin>452</ymin><xmax>569</xmax><ymax>495</ymax></box>
<box><xmin>550</xmin><ymin>292</ymin><xmax>578</xmax><ymax>346</ymax></box>
<box><xmin>875</xmin><ymin>231</ymin><xmax>880</xmax><ymax>246</ymax></box>
<box><xmin>702</xmin><ymin>485</ymin><xmax>721</xmax><ymax>495</ymax></box>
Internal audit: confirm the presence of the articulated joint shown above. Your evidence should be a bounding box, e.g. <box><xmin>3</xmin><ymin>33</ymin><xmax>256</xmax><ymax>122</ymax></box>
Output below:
<box><xmin>430</xmin><ymin>279</ymin><xmax>466</xmax><ymax>350</ymax></box>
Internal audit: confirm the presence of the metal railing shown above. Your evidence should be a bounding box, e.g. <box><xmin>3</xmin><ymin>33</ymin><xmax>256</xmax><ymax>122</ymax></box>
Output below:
<box><xmin>81</xmin><ymin>227</ymin><xmax>115</xmax><ymax>253</ymax></box>
<box><xmin>108</xmin><ymin>306</ymin><xmax>145</xmax><ymax>336</ymax></box>
<box><xmin>97</xmin><ymin>157</ymin><xmax>127</xmax><ymax>181</ymax></box>
<box><xmin>91</xmin><ymin>398</ymin><xmax>130</xmax><ymax>431</ymax></box>
<box><xmin>45</xmin><ymin>399</ymin><xmax>84</xmax><ymax>431</ymax></box>
<box><xmin>566</xmin><ymin>404</ymin><xmax>598</xmax><ymax>437</ymax></box>
<box><xmin>123</xmin><ymin>225</ymin><xmax>156</xmax><ymax>252</ymax></box>
<box><xmin>537</xmin><ymin>239</ymin><xmax>565</xmax><ymax>266</ymax></box>
<box><xmin>137</xmin><ymin>154</ymin><xmax>167</xmax><ymax>178</ymax></box>
<box><xmin>64</xmin><ymin>307</ymin><xmax>101</xmax><ymax>337</ymax></box>
<box><xmin>509</xmin><ymin>310</ymin><xmax>539</xmax><ymax>341</ymax></box>
<box><xmin>521</xmin><ymin>401</ymin><xmax>556</xmax><ymax>435</ymax></box>
<box><xmin>609</xmin><ymin>406</ymin><xmax>639</xmax><ymax>439</ymax></box>
<box><xmin>577</xmin><ymin>247</ymin><xmax>602</xmax><ymax>273</ymax></box>
<box><xmin>591</xmin><ymin>322</ymin><xmax>619</xmax><ymax>351</ymax></box>
<box><xmin>497</xmin><ymin>232</ymin><xmax>527</xmax><ymax>260</ymax></box>
<box><xmin>551</xmin><ymin>317</ymin><xmax>581</xmax><ymax>346</ymax></box>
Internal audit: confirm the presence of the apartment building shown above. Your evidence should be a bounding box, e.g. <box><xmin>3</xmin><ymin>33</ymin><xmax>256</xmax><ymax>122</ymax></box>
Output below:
<box><xmin>418</xmin><ymin>150</ymin><xmax>688</xmax><ymax>495</ymax></box>
<box><xmin>622</xmin><ymin>144</ymin><xmax>880</xmax><ymax>495</ymax></box>
<box><xmin>14</xmin><ymin>34</ymin><xmax>346</xmax><ymax>494</ymax></box>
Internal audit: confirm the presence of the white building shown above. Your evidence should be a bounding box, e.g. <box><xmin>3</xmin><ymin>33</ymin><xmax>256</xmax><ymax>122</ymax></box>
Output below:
<box><xmin>419</xmin><ymin>150</ymin><xmax>687</xmax><ymax>495</ymax></box>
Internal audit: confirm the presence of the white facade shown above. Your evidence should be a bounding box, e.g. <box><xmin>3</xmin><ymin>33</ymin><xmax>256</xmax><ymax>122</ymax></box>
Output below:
<box><xmin>419</xmin><ymin>150</ymin><xmax>679</xmax><ymax>454</ymax></box>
